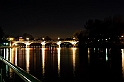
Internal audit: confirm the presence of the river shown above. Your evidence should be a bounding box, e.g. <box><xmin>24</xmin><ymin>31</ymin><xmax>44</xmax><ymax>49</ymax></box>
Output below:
<box><xmin>0</xmin><ymin>47</ymin><xmax>123</xmax><ymax>82</ymax></box>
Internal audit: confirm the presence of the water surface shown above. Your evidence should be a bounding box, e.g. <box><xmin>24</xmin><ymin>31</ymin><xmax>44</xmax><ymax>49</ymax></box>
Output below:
<box><xmin>0</xmin><ymin>47</ymin><xmax>123</xmax><ymax>82</ymax></box>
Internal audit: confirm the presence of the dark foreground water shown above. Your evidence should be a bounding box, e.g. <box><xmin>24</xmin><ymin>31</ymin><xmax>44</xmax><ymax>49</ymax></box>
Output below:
<box><xmin>0</xmin><ymin>47</ymin><xmax>123</xmax><ymax>82</ymax></box>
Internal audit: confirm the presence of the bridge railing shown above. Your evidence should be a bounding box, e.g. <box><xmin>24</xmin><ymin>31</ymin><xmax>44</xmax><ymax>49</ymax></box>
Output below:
<box><xmin>0</xmin><ymin>56</ymin><xmax>41</xmax><ymax>82</ymax></box>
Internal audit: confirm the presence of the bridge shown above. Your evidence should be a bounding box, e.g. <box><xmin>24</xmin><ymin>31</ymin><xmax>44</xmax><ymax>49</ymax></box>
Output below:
<box><xmin>10</xmin><ymin>40</ymin><xmax>79</xmax><ymax>48</ymax></box>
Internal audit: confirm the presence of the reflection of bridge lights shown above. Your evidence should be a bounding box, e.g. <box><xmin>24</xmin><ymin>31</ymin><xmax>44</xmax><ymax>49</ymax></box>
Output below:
<box><xmin>57</xmin><ymin>48</ymin><xmax>60</xmax><ymax>77</ymax></box>
<box><xmin>88</xmin><ymin>48</ymin><xmax>90</xmax><ymax>63</ymax></box>
<box><xmin>26</xmin><ymin>48</ymin><xmax>30</xmax><ymax>73</ymax></box>
<box><xmin>106</xmin><ymin>48</ymin><xmax>108</xmax><ymax>61</ymax></box>
<box><xmin>42</xmin><ymin>48</ymin><xmax>45</xmax><ymax>76</ymax></box>
<box><xmin>72</xmin><ymin>48</ymin><xmax>77</xmax><ymax>76</ymax></box>
<box><xmin>15</xmin><ymin>48</ymin><xmax>17</xmax><ymax>65</ymax></box>
<box><xmin>121</xmin><ymin>49</ymin><xmax>124</xmax><ymax>78</ymax></box>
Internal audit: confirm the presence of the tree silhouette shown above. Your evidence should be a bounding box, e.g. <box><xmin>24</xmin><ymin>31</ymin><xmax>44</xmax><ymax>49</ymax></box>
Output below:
<box><xmin>22</xmin><ymin>33</ymin><xmax>34</xmax><ymax>40</ymax></box>
<box><xmin>73</xmin><ymin>30</ymin><xmax>89</xmax><ymax>47</ymax></box>
<box><xmin>44</xmin><ymin>36</ymin><xmax>51</xmax><ymax>41</ymax></box>
<box><xmin>84</xmin><ymin>15</ymin><xmax>124</xmax><ymax>44</ymax></box>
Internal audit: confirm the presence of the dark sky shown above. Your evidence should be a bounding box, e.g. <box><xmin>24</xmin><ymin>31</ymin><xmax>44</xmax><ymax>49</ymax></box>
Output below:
<box><xmin>0</xmin><ymin>0</ymin><xmax>124</xmax><ymax>39</ymax></box>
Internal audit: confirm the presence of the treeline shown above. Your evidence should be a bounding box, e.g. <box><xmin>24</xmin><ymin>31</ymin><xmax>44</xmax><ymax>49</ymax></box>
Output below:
<box><xmin>73</xmin><ymin>15</ymin><xmax>124</xmax><ymax>47</ymax></box>
<box><xmin>0</xmin><ymin>15</ymin><xmax>124</xmax><ymax>47</ymax></box>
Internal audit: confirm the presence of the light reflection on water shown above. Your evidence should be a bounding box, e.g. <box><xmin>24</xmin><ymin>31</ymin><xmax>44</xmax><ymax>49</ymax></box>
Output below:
<box><xmin>121</xmin><ymin>49</ymin><xmax>124</xmax><ymax>79</ymax></box>
<box><xmin>72</xmin><ymin>48</ymin><xmax>76</xmax><ymax>76</ymax></box>
<box><xmin>6</xmin><ymin>47</ymin><xmax>78</xmax><ymax>81</ymax></box>
<box><xmin>57</xmin><ymin>48</ymin><xmax>60</xmax><ymax>77</ymax></box>
<box><xmin>0</xmin><ymin>47</ymin><xmax>123</xmax><ymax>82</ymax></box>
<box><xmin>42</xmin><ymin>48</ymin><xmax>45</xmax><ymax>77</ymax></box>
<box><xmin>88</xmin><ymin>48</ymin><xmax>90</xmax><ymax>64</ymax></box>
<box><xmin>15</xmin><ymin>48</ymin><xmax>17</xmax><ymax>66</ymax></box>
<box><xmin>26</xmin><ymin>48</ymin><xmax>30</xmax><ymax>73</ymax></box>
<box><xmin>106</xmin><ymin>48</ymin><xmax>108</xmax><ymax>61</ymax></box>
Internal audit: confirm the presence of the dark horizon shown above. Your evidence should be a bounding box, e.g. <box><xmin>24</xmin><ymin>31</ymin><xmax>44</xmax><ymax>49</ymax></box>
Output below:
<box><xmin>0</xmin><ymin>0</ymin><xmax>124</xmax><ymax>38</ymax></box>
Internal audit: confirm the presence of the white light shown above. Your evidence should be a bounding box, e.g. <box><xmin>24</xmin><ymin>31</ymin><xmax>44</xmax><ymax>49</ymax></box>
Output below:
<box><xmin>25</xmin><ymin>42</ymin><xmax>30</xmax><ymax>45</ymax></box>
<box><xmin>106</xmin><ymin>48</ymin><xmax>108</xmax><ymax>61</ymax></box>
<box><xmin>57</xmin><ymin>48</ymin><xmax>60</xmax><ymax>77</ymax></box>
<box><xmin>57</xmin><ymin>41</ymin><xmax>61</xmax><ymax>45</ymax></box>
<box><xmin>73</xmin><ymin>37</ymin><xmax>75</xmax><ymax>39</ymax></box>
<box><xmin>42</xmin><ymin>48</ymin><xmax>45</xmax><ymax>76</ymax></box>
<box><xmin>26</xmin><ymin>38</ymin><xmax>29</xmax><ymax>41</ymax></box>
<box><xmin>26</xmin><ymin>48</ymin><xmax>30</xmax><ymax>73</ymax></box>
<box><xmin>72</xmin><ymin>48</ymin><xmax>76</xmax><ymax>76</ymax></box>
<box><xmin>42</xmin><ymin>41</ymin><xmax>46</xmax><ymax>45</ymax></box>
<box><xmin>71</xmin><ymin>42</ymin><xmax>77</xmax><ymax>45</ymax></box>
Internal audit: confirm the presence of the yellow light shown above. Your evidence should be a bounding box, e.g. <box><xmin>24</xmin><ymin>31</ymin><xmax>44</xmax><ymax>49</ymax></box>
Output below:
<box><xmin>26</xmin><ymin>38</ymin><xmax>29</xmax><ymax>41</ymax></box>
<box><xmin>72</xmin><ymin>48</ymin><xmax>76</xmax><ymax>76</ymax></box>
<box><xmin>57</xmin><ymin>48</ymin><xmax>60</xmax><ymax>77</ymax></box>
<box><xmin>121</xmin><ymin>49</ymin><xmax>124</xmax><ymax>78</ymax></box>
<box><xmin>42</xmin><ymin>48</ymin><xmax>45</xmax><ymax>76</ymax></box>
<box><xmin>25</xmin><ymin>42</ymin><xmax>30</xmax><ymax>45</ymax></box>
<box><xmin>73</xmin><ymin>37</ymin><xmax>75</xmax><ymax>40</ymax></box>
<box><xmin>57</xmin><ymin>41</ymin><xmax>61</xmax><ymax>45</ymax></box>
<box><xmin>71</xmin><ymin>42</ymin><xmax>77</xmax><ymax>45</ymax></box>
<box><xmin>26</xmin><ymin>48</ymin><xmax>30</xmax><ymax>73</ymax></box>
<box><xmin>8</xmin><ymin>38</ymin><xmax>14</xmax><ymax>41</ymax></box>
<box><xmin>42</xmin><ymin>41</ymin><xmax>46</xmax><ymax>45</ymax></box>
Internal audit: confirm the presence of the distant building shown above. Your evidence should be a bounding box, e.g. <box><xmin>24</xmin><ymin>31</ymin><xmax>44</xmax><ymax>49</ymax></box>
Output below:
<box><xmin>7</xmin><ymin>37</ymin><xmax>15</xmax><ymax>41</ymax></box>
<box><xmin>19</xmin><ymin>37</ymin><xmax>24</xmax><ymax>41</ymax></box>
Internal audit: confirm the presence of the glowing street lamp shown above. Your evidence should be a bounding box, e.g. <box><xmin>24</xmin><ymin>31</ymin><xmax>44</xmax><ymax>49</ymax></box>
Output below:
<box><xmin>73</xmin><ymin>37</ymin><xmax>75</xmax><ymax>40</ymax></box>
<box><xmin>26</xmin><ymin>38</ymin><xmax>29</xmax><ymax>41</ymax></box>
<box><xmin>42</xmin><ymin>38</ymin><xmax>44</xmax><ymax>40</ymax></box>
<box><xmin>58</xmin><ymin>37</ymin><xmax>60</xmax><ymax>40</ymax></box>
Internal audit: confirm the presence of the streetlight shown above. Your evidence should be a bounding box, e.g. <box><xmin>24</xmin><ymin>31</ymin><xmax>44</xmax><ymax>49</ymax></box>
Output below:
<box><xmin>42</xmin><ymin>38</ymin><xmax>44</xmax><ymax>40</ymax></box>
<box><xmin>73</xmin><ymin>37</ymin><xmax>75</xmax><ymax>40</ymax></box>
<box><xmin>26</xmin><ymin>38</ymin><xmax>29</xmax><ymax>41</ymax></box>
<box><xmin>58</xmin><ymin>37</ymin><xmax>60</xmax><ymax>40</ymax></box>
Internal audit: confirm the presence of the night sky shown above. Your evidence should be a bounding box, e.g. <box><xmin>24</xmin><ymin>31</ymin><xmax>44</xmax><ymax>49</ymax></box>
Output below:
<box><xmin>0</xmin><ymin>0</ymin><xmax>124</xmax><ymax>39</ymax></box>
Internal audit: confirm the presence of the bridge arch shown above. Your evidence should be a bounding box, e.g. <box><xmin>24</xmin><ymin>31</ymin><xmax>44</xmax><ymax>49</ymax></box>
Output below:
<box><xmin>60</xmin><ymin>42</ymin><xmax>73</xmax><ymax>48</ymax></box>
<box><xmin>30</xmin><ymin>43</ymin><xmax>42</xmax><ymax>48</ymax></box>
<box><xmin>11</xmin><ymin>40</ymin><xmax>79</xmax><ymax>48</ymax></box>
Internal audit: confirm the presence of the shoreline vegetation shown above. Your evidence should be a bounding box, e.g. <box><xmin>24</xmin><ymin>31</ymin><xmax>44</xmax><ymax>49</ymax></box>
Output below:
<box><xmin>0</xmin><ymin>46</ymin><xmax>18</xmax><ymax>48</ymax></box>
<box><xmin>0</xmin><ymin>15</ymin><xmax>124</xmax><ymax>49</ymax></box>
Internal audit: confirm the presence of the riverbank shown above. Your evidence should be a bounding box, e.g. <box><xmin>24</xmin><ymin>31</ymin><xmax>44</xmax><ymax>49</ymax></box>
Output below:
<box><xmin>78</xmin><ymin>43</ymin><xmax>124</xmax><ymax>48</ymax></box>
<box><xmin>0</xmin><ymin>46</ymin><xmax>18</xmax><ymax>48</ymax></box>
